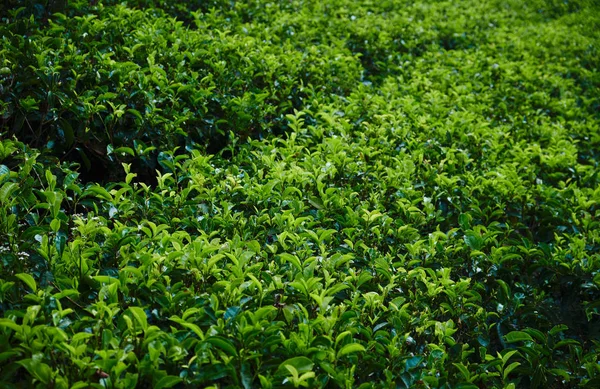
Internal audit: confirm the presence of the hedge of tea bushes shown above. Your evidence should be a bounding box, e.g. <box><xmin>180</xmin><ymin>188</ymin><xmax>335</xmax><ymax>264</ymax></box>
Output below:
<box><xmin>1</xmin><ymin>1</ymin><xmax>363</xmax><ymax>181</ymax></box>
<box><xmin>1</xmin><ymin>0</ymin><xmax>600</xmax><ymax>388</ymax></box>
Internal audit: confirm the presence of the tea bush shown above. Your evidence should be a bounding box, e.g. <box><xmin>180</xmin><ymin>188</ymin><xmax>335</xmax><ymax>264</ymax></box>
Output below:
<box><xmin>1</xmin><ymin>1</ymin><xmax>362</xmax><ymax>181</ymax></box>
<box><xmin>1</xmin><ymin>0</ymin><xmax>600</xmax><ymax>388</ymax></box>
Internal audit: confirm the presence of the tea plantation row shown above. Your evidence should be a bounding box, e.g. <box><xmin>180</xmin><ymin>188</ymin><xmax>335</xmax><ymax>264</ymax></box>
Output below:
<box><xmin>1</xmin><ymin>0</ymin><xmax>599</xmax><ymax>388</ymax></box>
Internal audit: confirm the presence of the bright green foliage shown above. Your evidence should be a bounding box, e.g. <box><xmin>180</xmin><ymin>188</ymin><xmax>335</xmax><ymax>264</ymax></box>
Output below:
<box><xmin>1</xmin><ymin>0</ymin><xmax>600</xmax><ymax>388</ymax></box>
<box><xmin>0</xmin><ymin>1</ymin><xmax>362</xmax><ymax>181</ymax></box>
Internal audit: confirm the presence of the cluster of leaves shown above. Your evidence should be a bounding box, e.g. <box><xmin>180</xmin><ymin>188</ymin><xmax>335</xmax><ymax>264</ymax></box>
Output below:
<box><xmin>1</xmin><ymin>0</ymin><xmax>600</xmax><ymax>388</ymax></box>
<box><xmin>0</xmin><ymin>0</ymin><xmax>362</xmax><ymax>181</ymax></box>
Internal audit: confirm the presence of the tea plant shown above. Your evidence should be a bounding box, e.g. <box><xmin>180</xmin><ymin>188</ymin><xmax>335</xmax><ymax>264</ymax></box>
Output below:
<box><xmin>1</xmin><ymin>0</ymin><xmax>600</xmax><ymax>388</ymax></box>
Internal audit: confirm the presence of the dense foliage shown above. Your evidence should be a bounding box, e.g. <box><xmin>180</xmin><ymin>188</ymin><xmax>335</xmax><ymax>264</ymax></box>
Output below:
<box><xmin>1</xmin><ymin>0</ymin><xmax>600</xmax><ymax>388</ymax></box>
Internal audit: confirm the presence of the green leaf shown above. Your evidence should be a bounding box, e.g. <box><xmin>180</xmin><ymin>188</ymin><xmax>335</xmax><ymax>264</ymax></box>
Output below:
<box><xmin>503</xmin><ymin>362</ymin><xmax>521</xmax><ymax>380</ymax></box>
<box><xmin>93</xmin><ymin>276</ymin><xmax>119</xmax><ymax>285</ymax></box>
<box><xmin>0</xmin><ymin>319</ymin><xmax>21</xmax><ymax>332</ymax></box>
<box><xmin>0</xmin><ymin>351</ymin><xmax>18</xmax><ymax>363</ymax></box>
<box><xmin>523</xmin><ymin>328</ymin><xmax>545</xmax><ymax>343</ymax></box>
<box><xmin>502</xmin><ymin>350</ymin><xmax>519</xmax><ymax>366</ymax></box>
<box><xmin>128</xmin><ymin>307</ymin><xmax>148</xmax><ymax>330</ymax></box>
<box><xmin>553</xmin><ymin>339</ymin><xmax>580</xmax><ymax>349</ymax></box>
<box><xmin>453</xmin><ymin>362</ymin><xmax>471</xmax><ymax>381</ymax></box>
<box><xmin>504</xmin><ymin>331</ymin><xmax>533</xmax><ymax>343</ymax></box>
<box><xmin>170</xmin><ymin>319</ymin><xmax>204</xmax><ymax>339</ymax></box>
<box><xmin>224</xmin><ymin>306</ymin><xmax>241</xmax><ymax>321</ymax></box>
<box><xmin>496</xmin><ymin>279</ymin><xmax>510</xmax><ymax>300</ymax></box>
<box><xmin>463</xmin><ymin>231</ymin><xmax>483</xmax><ymax>250</ymax></box>
<box><xmin>308</xmin><ymin>196</ymin><xmax>323</xmax><ymax>210</ymax></box>
<box><xmin>335</xmin><ymin>331</ymin><xmax>352</xmax><ymax>348</ymax></box>
<box><xmin>50</xmin><ymin>218</ymin><xmax>61</xmax><ymax>233</ymax></box>
<box><xmin>337</xmin><ymin>343</ymin><xmax>366</xmax><ymax>358</ymax></box>
<box><xmin>280</xmin><ymin>253</ymin><xmax>302</xmax><ymax>271</ymax></box>
<box><xmin>548</xmin><ymin>324</ymin><xmax>568</xmax><ymax>336</ymax></box>
<box><xmin>72</xmin><ymin>332</ymin><xmax>94</xmax><ymax>344</ymax></box>
<box><xmin>155</xmin><ymin>376</ymin><xmax>182</xmax><ymax>389</ymax></box>
<box><xmin>277</xmin><ymin>357</ymin><xmax>314</xmax><ymax>376</ymax></box>
<box><xmin>405</xmin><ymin>356</ymin><xmax>423</xmax><ymax>371</ymax></box>
<box><xmin>71</xmin><ymin>382</ymin><xmax>101</xmax><ymax>389</ymax></box>
<box><xmin>17</xmin><ymin>358</ymin><xmax>52</xmax><ymax>384</ymax></box>
<box><xmin>114</xmin><ymin>147</ymin><xmax>135</xmax><ymax>157</ymax></box>
<box><xmin>206</xmin><ymin>336</ymin><xmax>237</xmax><ymax>356</ymax></box>
<box><xmin>127</xmin><ymin>109</ymin><xmax>143</xmax><ymax>122</ymax></box>
<box><xmin>0</xmin><ymin>164</ymin><xmax>9</xmax><ymax>178</ymax></box>
<box><xmin>84</xmin><ymin>185</ymin><xmax>113</xmax><ymax>201</ymax></box>
<box><xmin>548</xmin><ymin>368</ymin><xmax>570</xmax><ymax>382</ymax></box>
<box><xmin>241</xmin><ymin>362</ymin><xmax>253</xmax><ymax>389</ymax></box>
<box><xmin>284</xmin><ymin>364</ymin><xmax>299</xmax><ymax>377</ymax></box>
<box><xmin>0</xmin><ymin>182</ymin><xmax>18</xmax><ymax>204</ymax></box>
<box><xmin>16</xmin><ymin>273</ymin><xmax>37</xmax><ymax>293</ymax></box>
